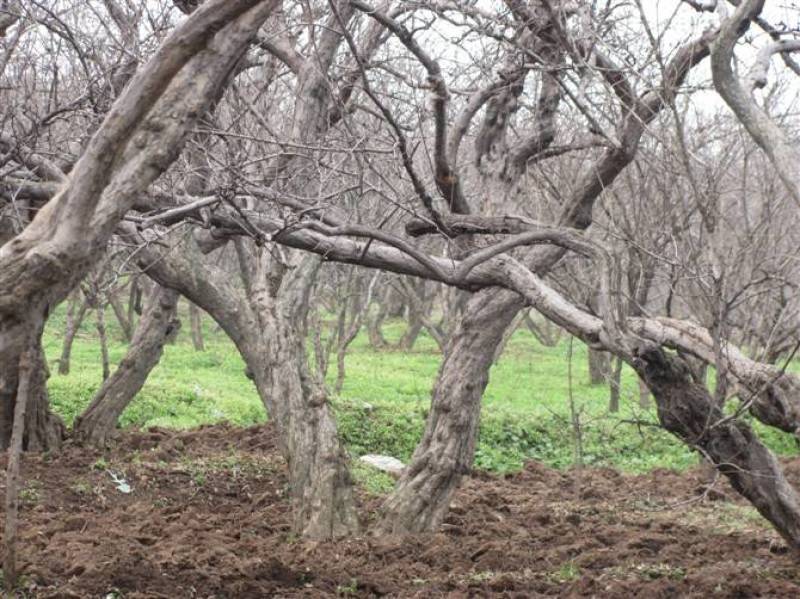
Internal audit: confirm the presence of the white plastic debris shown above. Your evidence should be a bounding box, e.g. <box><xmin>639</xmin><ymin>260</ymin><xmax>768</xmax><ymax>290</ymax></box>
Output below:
<box><xmin>107</xmin><ymin>470</ymin><xmax>132</xmax><ymax>494</ymax></box>
<box><xmin>359</xmin><ymin>454</ymin><xmax>405</xmax><ymax>476</ymax></box>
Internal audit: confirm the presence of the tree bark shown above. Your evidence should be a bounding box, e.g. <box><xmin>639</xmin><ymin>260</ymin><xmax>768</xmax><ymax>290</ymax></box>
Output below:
<box><xmin>376</xmin><ymin>291</ymin><xmax>522</xmax><ymax>534</ymax></box>
<box><xmin>245</xmin><ymin>254</ymin><xmax>359</xmax><ymax>538</ymax></box>
<box><xmin>608</xmin><ymin>356</ymin><xmax>623</xmax><ymax>413</ymax></box>
<box><xmin>3</xmin><ymin>322</ymin><xmax>35</xmax><ymax>591</ymax></box>
<box><xmin>74</xmin><ymin>285</ymin><xmax>180</xmax><ymax>447</ymax></box>
<box><xmin>189</xmin><ymin>302</ymin><xmax>205</xmax><ymax>351</ymax></box>
<box><xmin>632</xmin><ymin>344</ymin><xmax>800</xmax><ymax>549</ymax></box>
<box><xmin>0</xmin><ymin>0</ymin><xmax>279</xmax><ymax>452</ymax></box>
<box><xmin>588</xmin><ymin>348</ymin><xmax>610</xmax><ymax>385</ymax></box>
<box><xmin>96</xmin><ymin>304</ymin><xmax>110</xmax><ymax>381</ymax></box>
<box><xmin>134</xmin><ymin>234</ymin><xmax>359</xmax><ymax>539</ymax></box>
<box><xmin>0</xmin><ymin>313</ymin><xmax>65</xmax><ymax>451</ymax></box>
<box><xmin>58</xmin><ymin>293</ymin><xmax>89</xmax><ymax>375</ymax></box>
<box><xmin>128</xmin><ymin>275</ymin><xmax>142</xmax><ymax>327</ymax></box>
<box><xmin>374</xmin><ymin>24</ymin><xmax>715</xmax><ymax>533</ymax></box>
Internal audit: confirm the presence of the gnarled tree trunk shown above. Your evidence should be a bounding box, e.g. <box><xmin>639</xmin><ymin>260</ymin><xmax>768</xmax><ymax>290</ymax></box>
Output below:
<box><xmin>0</xmin><ymin>313</ymin><xmax>65</xmax><ymax>451</ymax></box>
<box><xmin>134</xmin><ymin>234</ymin><xmax>359</xmax><ymax>539</ymax></box>
<box><xmin>0</xmin><ymin>0</ymin><xmax>280</xmax><ymax>451</ymax></box>
<box><xmin>375</xmin><ymin>19</ymin><xmax>714</xmax><ymax>534</ymax></box>
<box><xmin>376</xmin><ymin>291</ymin><xmax>523</xmax><ymax>534</ymax></box>
<box><xmin>244</xmin><ymin>254</ymin><xmax>359</xmax><ymax>538</ymax></box>
<box><xmin>633</xmin><ymin>344</ymin><xmax>800</xmax><ymax>549</ymax></box>
<box><xmin>74</xmin><ymin>285</ymin><xmax>180</xmax><ymax>446</ymax></box>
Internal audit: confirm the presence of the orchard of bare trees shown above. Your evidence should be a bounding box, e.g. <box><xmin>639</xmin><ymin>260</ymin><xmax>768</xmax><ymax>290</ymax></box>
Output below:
<box><xmin>2</xmin><ymin>0</ymin><xmax>800</xmax><ymax>595</ymax></box>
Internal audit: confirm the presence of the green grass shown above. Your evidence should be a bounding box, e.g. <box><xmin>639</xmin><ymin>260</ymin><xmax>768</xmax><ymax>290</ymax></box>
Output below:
<box><xmin>42</xmin><ymin>301</ymin><xmax>800</xmax><ymax>474</ymax></box>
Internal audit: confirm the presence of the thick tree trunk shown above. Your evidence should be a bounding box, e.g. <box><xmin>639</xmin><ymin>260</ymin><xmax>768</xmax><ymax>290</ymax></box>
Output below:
<box><xmin>58</xmin><ymin>295</ymin><xmax>89</xmax><ymax>375</ymax></box>
<box><xmin>632</xmin><ymin>345</ymin><xmax>800</xmax><ymax>549</ymax></box>
<box><xmin>0</xmin><ymin>313</ymin><xmax>65</xmax><ymax>451</ymax></box>
<box><xmin>250</xmin><ymin>342</ymin><xmax>358</xmax><ymax>538</ymax></box>
<box><xmin>3</xmin><ymin>324</ymin><xmax>35</xmax><ymax>590</ymax></box>
<box><xmin>74</xmin><ymin>286</ymin><xmax>180</xmax><ymax>447</ymax></box>
<box><xmin>376</xmin><ymin>290</ymin><xmax>523</xmax><ymax>534</ymax></box>
<box><xmin>608</xmin><ymin>356</ymin><xmax>623</xmax><ymax>413</ymax></box>
<box><xmin>24</xmin><ymin>344</ymin><xmax>66</xmax><ymax>451</ymax></box>
<box><xmin>136</xmin><ymin>235</ymin><xmax>358</xmax><ymax>539</ymax></box>
<box><xmin>588</xmin><ymin>348</ymin><xmax>610</xmax><ymax>385</ymax></box>
<box><xmin>246</xmin><ymin>256</ymin><xmax>359</xmax><ymax>538</ymax></box>
<box><xmin>0</xmin><ymin>0</ymin><xmax>280</xmax><ymax>453</ymax></box>
<box><xmin>189</xmin><ymin>302</ymin><xmax>205</xmax><ymax>351</ymax></box>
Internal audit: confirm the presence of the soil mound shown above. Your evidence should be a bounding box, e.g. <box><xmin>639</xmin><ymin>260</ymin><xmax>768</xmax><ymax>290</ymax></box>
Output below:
<box><xmin>2</xmin><ymin>423</ymin><xmax>799</xmax><ymax>597</ymax></box>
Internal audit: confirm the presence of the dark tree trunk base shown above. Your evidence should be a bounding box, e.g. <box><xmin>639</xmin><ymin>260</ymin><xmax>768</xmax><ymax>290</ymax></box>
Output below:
<box><xmin>632</xmin><ymin>344</ymin><xmax>800</xmax><ymax>549</ymax></box>
<box><xmin>1</xmin><ymin>316</ymin><xmax>65</xmax><ymax>452</ymax></box>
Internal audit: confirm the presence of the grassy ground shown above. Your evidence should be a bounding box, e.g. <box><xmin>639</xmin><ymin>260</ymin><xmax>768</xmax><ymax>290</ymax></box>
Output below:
<box><xmin>43</xmin><ymin>301</ymin><xmax>800</xmax><ymax>474</ymax></box>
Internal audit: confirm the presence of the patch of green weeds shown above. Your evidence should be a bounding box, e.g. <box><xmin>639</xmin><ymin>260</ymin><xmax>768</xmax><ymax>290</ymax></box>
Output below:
<box><xmin>19</xmin><ymin>482</ymin><xmax>42</xmax><ymax>505</ymax></box>
<box><xmin>350</xmin><ymin>461</ymin><xmax>396</xmax><ymax>496</ymax></box>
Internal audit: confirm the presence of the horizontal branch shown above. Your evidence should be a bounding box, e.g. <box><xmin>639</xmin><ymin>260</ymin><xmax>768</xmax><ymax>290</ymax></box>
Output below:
<box><xmin>405</xmin><ymin>213</ymin><xmax>565</xmax><ymax>237</ymax></box>
<box><xmin>183</xmin><ymin>204</ymin><xmax>800</xmax><ymax>434</ymax></box>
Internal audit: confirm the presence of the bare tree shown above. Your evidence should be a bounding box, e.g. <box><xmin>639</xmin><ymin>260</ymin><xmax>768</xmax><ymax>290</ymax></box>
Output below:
<box><xmin>0</xmin><ymin>0</ymin><xmax>280</xmax><ymax>449</ymax></box>
<box><xmin>4</xmin><ymin>0</ymin><xmax>800</xmax><ymax>551</ymax></box>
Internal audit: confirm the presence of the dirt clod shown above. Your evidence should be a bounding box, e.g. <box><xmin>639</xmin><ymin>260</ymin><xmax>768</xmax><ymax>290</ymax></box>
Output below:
<box><xmin>2</xmin><ymin>423</ymin><xmax>799</xmax><ymax>597</ymax></box>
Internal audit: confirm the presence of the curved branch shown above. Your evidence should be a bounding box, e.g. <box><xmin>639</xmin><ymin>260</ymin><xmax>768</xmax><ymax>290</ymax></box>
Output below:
<box><xmin>710</xmin><ymin>0</ymin><xmax>800</xmax><ymax>205</ymax></box>
<box><xmin>351</xmin><ymin>0</ymin><xmax>469</xmax><ymax>214</ymax></box>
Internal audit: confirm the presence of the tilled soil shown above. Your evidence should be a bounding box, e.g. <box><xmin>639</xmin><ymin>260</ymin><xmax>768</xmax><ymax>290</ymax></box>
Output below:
<box><xmin>1</xmin><ymin>423</ymin><xmax>799</xmax><ymax>597</ymax></box>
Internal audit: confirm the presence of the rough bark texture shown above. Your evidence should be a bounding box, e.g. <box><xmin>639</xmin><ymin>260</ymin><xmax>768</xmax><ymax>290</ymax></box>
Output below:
<box><xmin>588</xmin><ymin>348</ymin><xmax>611</xmax><ymax>385</ymax></box>
<box><xmin>244</xmin><ymin>254</ymin><xmax>359</xmax><ymax>539</ymax></box>
<box><xmin>632</xmin><ymin>344</ymin><xmax>800</xmax><ymax>549</ymax></box>
<box><xmin>3</xmin><ymin>319</ymin><xmax>35</xmax><ymax>590</ymax></box>
<box><xmin>376</xmin><ymin>291</ymin><xmax>521</xmax><ymax>534</ymax></box>
<box><xmin>134</xmin><ymin>235</ymin><xmax>359</xmax><ymax>539</ymax></box>
<box><xmin>0</xmin><ymin>0</ymin><xmax>278</xmax><ymax>451</ymax></box>
<box><xmin>24</xmin><ymin>343</ymin><xmax>66</xmax><ymax>451</ymax></box>
<box><xmin>375</xmin><ymin>24</ymin><xmax>715</xmax><ymax>533</ymax></box>
<box><xmin>74</xmin><ymin>286</ymin><xmax>180</xmax><ymax>447</ymax></box>
<box><xmin>189</xmin><ymin>302</ymin><xmax>205</xmax><ymax>351</ymax></box>
<box><xmin>0</xmin><ymin>315</ymin><xmax>65</xmax><ymax>451</ymax></box>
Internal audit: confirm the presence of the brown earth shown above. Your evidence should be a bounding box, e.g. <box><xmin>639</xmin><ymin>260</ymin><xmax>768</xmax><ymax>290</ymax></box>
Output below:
<box><xmin>1</xmin><ymin>423</ymin><xmax>799</xmax><ymax>597</ymax></box>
